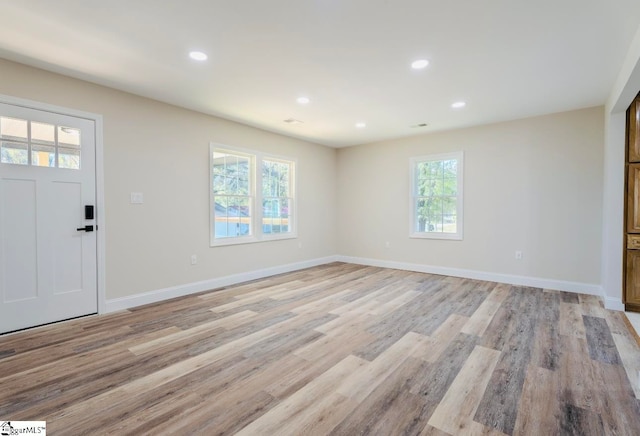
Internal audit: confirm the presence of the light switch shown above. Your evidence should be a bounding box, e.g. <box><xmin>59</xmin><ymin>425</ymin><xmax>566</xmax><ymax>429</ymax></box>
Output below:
<box><xmin>130</xmin><ymin>192</ymin><xmax>144</xmax><ymax>204</ymax></box>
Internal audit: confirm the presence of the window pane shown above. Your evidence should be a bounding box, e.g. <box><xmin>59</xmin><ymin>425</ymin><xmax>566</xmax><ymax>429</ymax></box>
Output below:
<box><xmin>214</xmin><ymin>198</ymin><xmax>229</xmax><ymax>238</ymax></box>
<box><xmin>443</xmin><ymin>215</ymin><xmax>457</xmax><ymax>233</ymax></box>
<box><xmin>236</xmin><ymin>197</ymin><xmax>251</xmax><ymax>222</ymax></box>
<box><xmin>237</xmin><ymin>177</ymin><xmax>249</xmax><ymax>195</ymax></box>
<box><xmin>0</xmin><ymin>117</ymin><xmax>27</xmax><ymax>141</ymax></box>
<box><xmin>421</xmin><ymin>179</ymin><xmax>442</xmax><ymax>197</ymax></box>
<box><xmin>263</xmin><ymin>197</ymin><xmax>291</xmax><ymax>234</ymax></box>
<box><xmin>237</xmin><ymin>157</ymin><xmax>250</xmax><ymax>182</ymax></box>
<box><xmin>263</xmin><ymin>160</ymin><xmax>290</xmax><ymax>198</ymax></box>
<box><xmin>32</xmin><ymin>145</ymin><xmax>56</xmax><ymax>167</ymax></box>
<box><xmin>442</xmin><ymin>197</ymin><xmax>457</xmax><ymax>215</ymax></box>
<box><xmin>58</xmin><ymin>147</ymin><xmax>80</xmax><ymax>169</ymax></box>
<box><xmin>443</xmin><ymin>159</ymin><xmax>457</xmax><ymax>178</ymax></box>
<box><xmin>442</xmin><ymin>177</ymin><xmax>457</xmax><ymax>195</ymax></box>
<box><xmin>1</xmin><ymin>141</ymin><xmax>28</xmax><ymax>165</ymax></box>
<box><xmin>429</xmin><ymin>214</ymin><xmax>443</xmax><ymax>232</ymax></box>
<box><xmin>213</xmin><ymin>174</ymin><xmax>225</xmax><ymax>194</ymax></box>
<box><xmin>429</xmin><ymin>161</ymin><xmax>443</xmax><ymax>178</ymax></box>
<box><xmin>413</xmin><ymin>153</ymin><xmax>462</xmax><ymax>237</ymax></box>
<box><xmin>57</xmin><ymin>126</ymin><xmax>81</xmax><ymax>147</ymax></box>
<box><xmin>227</xmin><ymin>215</ymin><xmax>241</xmax><ymax>237</ymax></box>
<box><xmin>31</xmin><ymin>122</ymin><xmax>55</xmax><ymax>145</ymax></box>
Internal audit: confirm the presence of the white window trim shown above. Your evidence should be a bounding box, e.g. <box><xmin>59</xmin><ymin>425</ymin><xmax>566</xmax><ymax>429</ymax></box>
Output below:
<box><xmin>410</xmin><ymin>151</ymin><xmax>464</xmax><ymax>241</ymax></box>
<box><xmin>210</xmin><ymin>143</ymin><xmax>297</xmax><ymax>247</ymax></box>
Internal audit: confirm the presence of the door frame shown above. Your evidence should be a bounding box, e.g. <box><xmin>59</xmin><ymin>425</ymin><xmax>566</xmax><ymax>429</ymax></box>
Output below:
<box><xmin>0</xmin><ymin>93</ymin><xmax>106</xmax><ymax>315</ymax></box>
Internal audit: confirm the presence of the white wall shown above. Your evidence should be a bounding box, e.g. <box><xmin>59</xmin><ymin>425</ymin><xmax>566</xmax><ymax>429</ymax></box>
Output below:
<box><xmin>603</xmin><ymin>24</ymin><xmax>640</xmax><ymax>310</ymax></box>
<box><xmin>0</xmin><ymin>58</ymin><xmax>338</xmax><ymax>302</ymax></box>
<box><xmin>337</xmin><ymin>107</ymin><xmax>604</xmax><ymax>291</ymax></box>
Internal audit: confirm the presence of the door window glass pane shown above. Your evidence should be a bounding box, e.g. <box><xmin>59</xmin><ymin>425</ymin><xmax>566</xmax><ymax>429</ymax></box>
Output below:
<box><xmin>32</xmin><ymin>145</ymin><xmax>56</xmax><ymax>167</ymax></box>
<box><xmin>57</xmin><ymin>126</ymin><xmax>81</xmax><ymax>147</ymax></box>
<box><xmin>58</xmin><ymin>147</ymin><xmax>80</xmax><ymax>170</ymax></box>
<box><xmin>0</xmin><ymin>117</ymin><xmax>82</xmax><ymax>170</ymax></box>
<box><xmin>31</xmin><ymin>122</ymin><xmax>55</xmax><ymax>145</ymax></box>
<box><xmin>1</xmin><ymin>142</ymin><xmax>28</xmax><ymax>165</ymax></box>
<box><xmin>0</xmin><ymin>117</ymin><xmax>27</xmax><ymax>141</ymax></box>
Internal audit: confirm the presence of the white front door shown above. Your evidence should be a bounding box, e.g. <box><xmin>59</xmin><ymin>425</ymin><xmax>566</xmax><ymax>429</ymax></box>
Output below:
<box><xmin>0</xmin><ymin>102</ymin><xmax>97</xmax><ymax>333</ymax></box>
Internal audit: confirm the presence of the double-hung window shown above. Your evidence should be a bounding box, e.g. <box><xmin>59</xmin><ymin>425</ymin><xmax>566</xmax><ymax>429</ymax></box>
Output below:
<box><xmin>262</xmin><ymin>158</ymin><xmax>293</xmax><ymax>235</ymax></box>
<box><xmin>210</xmin><ymin>144</ymin><xmax>296</xmax><ymax>246</ymax></box>
<box><xmin>410</xmin><ymin>151</ymin><xmax>463</xmax><ymax>240</ymax></box>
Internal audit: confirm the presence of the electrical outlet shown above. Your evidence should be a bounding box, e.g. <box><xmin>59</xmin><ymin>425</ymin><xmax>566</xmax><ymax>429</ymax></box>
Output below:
<box><xmin>130</xmin><ymin>192</ymin><xmax>144</xmax><ymax>204</ymax></box>
<box><xmin>515</xmin><ymin>251</ymin><xmax>523</xmax><ymax>260</ymax></box>
<box><xmin>190</xmin><ymin>255</ymin><xmax>197</xmax><ymax>265</ymax></box>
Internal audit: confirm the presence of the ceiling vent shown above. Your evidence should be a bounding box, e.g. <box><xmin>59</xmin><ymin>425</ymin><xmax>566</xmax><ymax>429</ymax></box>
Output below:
<box><xmin>283</xmin><ymin>118</ymin><xmax>303</xmax><ymax>124</ymax></box>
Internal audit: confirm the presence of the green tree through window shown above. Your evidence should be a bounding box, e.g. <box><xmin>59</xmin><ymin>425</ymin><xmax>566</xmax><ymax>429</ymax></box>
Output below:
<box><xmin>411</xmin><ymin>152</ymin><xmax>463</xmax><ymax>239</ymax></box>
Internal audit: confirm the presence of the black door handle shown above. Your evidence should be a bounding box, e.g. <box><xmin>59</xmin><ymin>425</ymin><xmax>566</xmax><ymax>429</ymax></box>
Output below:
<box><xmin>77</xmin><ymin>225</ymin><xmax>94</xmax><ymax>232</ymax></box>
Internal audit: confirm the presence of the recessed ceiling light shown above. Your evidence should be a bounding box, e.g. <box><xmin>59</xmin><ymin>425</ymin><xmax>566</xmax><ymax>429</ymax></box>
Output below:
<box><xmin>451</xmin><ymin>101</ymin><xmax>466</xmax><ymax>109</ymax></box>
<box><xmin>296</xmin><ymin>97</ymin><xmax>310</xmax><ymax>105</ymax></box>
<box><xmin>411</xmin><ymin>59</ymin><xmax>429</xmax><ymax>69</ymax></box>
<box><xmin>355</xmin><ymin>122</ymin><xmax>366</xmax><ymax>128</ymax></box>
<box><xmin>189</xmin><ymin>51</ymin><xmax>208</xmax><ymax>61</ymax></box>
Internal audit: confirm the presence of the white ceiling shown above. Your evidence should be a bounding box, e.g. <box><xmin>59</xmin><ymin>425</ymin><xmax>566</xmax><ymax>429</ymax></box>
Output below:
<box><xmin>0</xmin><ymin>1</ymin><xmax>639</xmax><ymax>147</ymax></box>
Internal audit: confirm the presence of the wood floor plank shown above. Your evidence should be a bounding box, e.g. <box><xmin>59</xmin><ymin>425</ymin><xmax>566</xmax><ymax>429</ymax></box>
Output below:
<box><xmin>474</xmin><ymin>288</ymin><xmax>541</xmax><ymax>434</ymax></box>
<box><xmin>559</xmin><ymin>301</ymin><xmax>588</xmax><ymax>339</ymax></box>
<box><xmin>529</xmin><ymin>290</ymin><xmax>562</xmax><ymax>370</ymax></box>
<box><xmin>336</xmin><ymin>331</ymin><xmax>429</xmax><ymax>403</ymax></box>
<box><xmin>558</xmin><ymin>334</ymin><xmax>601</xmax><ymax>413</ymax></box>
<box><xmin>512</xmin><ymin>365</ymin><xmax>561</xmax><ymax>435</ymax></box>
<box><xmin>422</xmin><ymin>313</ymin><xmax>469</xmax><ymax>363</ymax></box>
<box><xmin>583</xmin><ymin>315</ymin><xmax>622</xmax><ymax>365</ymax></box>
<box><xmin>591</xmin><ymin>358</ymin><xmax>640</xmax><ymax>434</ymax></box>
<box><xmin>558</xmin><ymin>403</ymin><xmax>605</xmax><ymax>435</ymax></box>
<box><xmin>330</xmin><ymin>356</ymin><xmax>431</xmax><ymax>435</ymax></box>
<box><xmin>408</xmin><ymin>332</ymin><xmax>479</xmax><ymax>411</ymax></box>
<box><xmin>428</xmin><ymin>345</ymin><xmax>501</xmax><ymax>434</ymax></box>
<box><xmin>461</xmin><ymin>283</ymin><xmax>510</xmax><ymax>337</ymax></box>
<box><xmin>234</xmin><ymin>355</ymin><xmax>367</xmax><ymax>435</ymax></box>
<box><xmin>128</xmin><ymin>309</ymin><xmax>259</xmax><ymax>356</ymax></box>
<box><xmin>579</xmin><ymin>294</ymin><xmax>607</xmax><ymax>318</ymax></box>
<box><xmin>1</xmin><ymin>262</ymin><xmax>639</xmax><ymax>435</ymax></box>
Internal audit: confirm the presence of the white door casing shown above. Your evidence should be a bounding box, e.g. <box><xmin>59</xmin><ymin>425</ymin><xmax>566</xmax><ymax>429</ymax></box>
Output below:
<box><xmin>0</xmin><ymin>98</ymin><xmax>103</xmax><ymax>333</ymax></box>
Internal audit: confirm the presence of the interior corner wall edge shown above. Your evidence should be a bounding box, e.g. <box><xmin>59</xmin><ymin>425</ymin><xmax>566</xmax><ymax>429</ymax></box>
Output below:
<box><xmin>0</xmin><ymin>58</ymin><xmax>339</xmax><ymax>301</ymax></box>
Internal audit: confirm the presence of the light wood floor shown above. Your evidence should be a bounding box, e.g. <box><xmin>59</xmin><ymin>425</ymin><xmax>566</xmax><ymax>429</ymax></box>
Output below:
<box><xmin>1</xmin><ymin>262</ymin><xmax>640</xmax><ymax>435</ymax></box>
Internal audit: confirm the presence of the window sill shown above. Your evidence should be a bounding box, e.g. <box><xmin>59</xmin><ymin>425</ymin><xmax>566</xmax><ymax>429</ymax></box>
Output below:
<box><xmin>210</xmin><ymin>232</ymin><xmax>297</xmax><ymax>247</ymax></box>
<box><xmin>410</xmin><ymin>232</ymin><xmax>463</xmax><ymax>241</ymax></box>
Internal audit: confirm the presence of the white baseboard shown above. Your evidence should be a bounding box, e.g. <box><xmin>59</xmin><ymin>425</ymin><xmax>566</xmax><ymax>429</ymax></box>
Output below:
<box><xmin>336</xmin><ymin>255</ymin><xmax>604</xmax><ymax>297</ymax></box>
<box><xmin>604</xmin><ymin>296</ymin><xmax>625</xmax><ymax>311</ymax></box>
<box><xmin>104</xmin><ymin>254</ymin><xmax>612</xmax><ymax>314</ymax></box>
<box><xmin>103</xmin><ymin>255</ymin><xmax>339</xmax><ymax>313</ymax></box>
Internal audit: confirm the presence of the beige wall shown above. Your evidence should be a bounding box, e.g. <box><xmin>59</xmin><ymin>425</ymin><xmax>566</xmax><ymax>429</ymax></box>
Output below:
<box><xmin>0</xmin><ymin>58</ymin><xmax>338</xmax><ymax>299</ymax></box>
<box><xmin>337</xmin><ymin>107</ymin><xmax>604</xmax><ymax>285</ymax></box>
<box><xmin>0</xmin><ymin>57</ymin><xmax>606</xmax><ymax>302</ymax></box>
